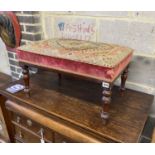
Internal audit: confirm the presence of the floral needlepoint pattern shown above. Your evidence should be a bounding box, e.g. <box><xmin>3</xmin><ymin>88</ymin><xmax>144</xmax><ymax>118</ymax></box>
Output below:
<box><xmin>18</xmin><ymin>39</ymin><xmax>133</xmax><ymax>68</ymax></box>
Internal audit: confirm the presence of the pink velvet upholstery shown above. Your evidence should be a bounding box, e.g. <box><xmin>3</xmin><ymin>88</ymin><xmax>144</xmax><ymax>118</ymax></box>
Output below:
<box><xmin>17</xmin><ymin>39</ymin><xmax>133</xmax><ymax>82</ymax></box>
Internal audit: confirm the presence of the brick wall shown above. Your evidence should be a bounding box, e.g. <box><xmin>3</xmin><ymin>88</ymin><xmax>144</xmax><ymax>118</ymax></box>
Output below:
<box><xmin>7</xmin><ymin>11</ymin><xmax>42</xmax><ymax>80</ymax></box>
<box><xmin>40</xmin><ymin>11</ymin><xmax>155</xmax><ymax>117</ymax></box>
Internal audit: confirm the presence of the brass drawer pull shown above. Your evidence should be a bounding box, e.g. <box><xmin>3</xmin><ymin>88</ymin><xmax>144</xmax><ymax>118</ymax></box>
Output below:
<box><xmin>27</xmin><ymin>119</ymin><xmax>33</xmax><ymax>127</ymax></box>
<box><xmin>16</xmin><ymin>116</ymin><xmax>21</xmax><ymax>123</ymax></box>
<box><xmin>19</xmin><ymin>130</ymin><xmax>23</xmax><ymax>139</ymax></box>
<box><xmin>38</xmin><ymin>128</ymin><xmax>45</xmax><ymax>143</ymax></box>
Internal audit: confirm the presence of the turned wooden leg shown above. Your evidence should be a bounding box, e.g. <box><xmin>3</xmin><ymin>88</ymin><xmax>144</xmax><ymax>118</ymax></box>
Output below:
<box><xmin>120</xmin><ymin>66</ymin><xmax>129</xmax><ymax>94</ymax></box>
<box><xmin>22</xmin><ymin>65</ymin><xmax>30</xmax><ymax>97</ymax></box>
<box><xmin>101</xmin><ymin>82</ymin><xmax>112</xmax><ymax>124</ymax></box>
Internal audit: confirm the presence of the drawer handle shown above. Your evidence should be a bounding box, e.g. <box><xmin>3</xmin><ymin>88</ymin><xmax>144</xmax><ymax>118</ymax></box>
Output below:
<box><xmin>27</xmin><ymin>119</ymin><xmax>33</xmax><ymax>127</ymax></box>
<box><xmin>38</xmin><ymin>128</ymin><xmax>45</xmax><ymax>143</ymax></box>
<box><xmin>16</xmin><ymin>116</ymin><xmax>21</xmax><ymax>123</ymax></box>
<box><xmin>19</xmin><ymin>130</ymin><xmax>23</xmax><ymax>139</ymax></box>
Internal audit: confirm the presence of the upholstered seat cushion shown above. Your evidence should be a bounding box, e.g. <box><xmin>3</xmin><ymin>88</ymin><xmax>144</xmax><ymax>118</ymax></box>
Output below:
<box><xmin>17</xmin><ymin>39</ymin><xmax>133</xmax><ymax>82</ymax></box>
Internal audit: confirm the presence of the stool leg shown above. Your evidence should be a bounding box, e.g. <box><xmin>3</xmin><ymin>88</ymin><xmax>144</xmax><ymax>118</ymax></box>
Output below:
<box><xmin>22</xmin><ymin>65</ymin><xmax>30</xmax><ymax>97</ymax></box>
<box><xmin>101</xmin><ymin>82</ymin><xmax>112</xmax><ymax>124</ymax></box>
<box><xmin>120</xmin><ymin>66</ymin><xmax>129</xmax><ymax>94</ymax></box>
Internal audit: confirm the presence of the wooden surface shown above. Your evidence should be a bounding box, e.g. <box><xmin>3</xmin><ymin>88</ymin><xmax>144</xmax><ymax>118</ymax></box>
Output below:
<box><xmin>0</xmin><ymin>71</ymin><xmax>154</xmax><ymax>143</ymax></box>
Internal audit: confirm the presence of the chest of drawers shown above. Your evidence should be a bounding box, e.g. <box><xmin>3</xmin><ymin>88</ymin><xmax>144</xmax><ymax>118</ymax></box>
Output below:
<box><xmin>10</xmin><ymin>110</ymin><xmax>74</xmax><ymax>143</ymax></box>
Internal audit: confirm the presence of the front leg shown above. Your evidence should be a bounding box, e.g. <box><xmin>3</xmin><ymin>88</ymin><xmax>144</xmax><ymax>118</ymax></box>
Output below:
<box><xmin>101</xmin><ymin>82</ymin><xmax>112</xmax><ymax>124</ymax></box>
<box><xmin>120</xmin><ymin>65</ymin><xmax>129</xmax><ymax>94</ymax></box>
<box><xmin>22</xmin><ymin>65</ymin><xmax>30</xmax><ymax>97</ymax></box>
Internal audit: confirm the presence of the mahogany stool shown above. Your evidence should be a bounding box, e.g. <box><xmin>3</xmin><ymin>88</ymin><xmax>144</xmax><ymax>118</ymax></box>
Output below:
<box><xmin>16</xmin><ymin>39</ymin><xmax>133</xmax><ymax>123</ymax></box>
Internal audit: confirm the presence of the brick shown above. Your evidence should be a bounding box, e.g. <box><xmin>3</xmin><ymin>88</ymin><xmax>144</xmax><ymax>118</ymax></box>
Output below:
<box><xmin>10</xmin><ymin>65</ymin><xmax>16</xmax><ymax>72</ymax></box>
<box><xmin>26</xmin><ymin>25</ymin><xmax>41</xmax><ymax>33</ymax></box>
<box><xmin>98</xmin><ymin>20</ymin><xmax>155</xmax><ymax>54</ymax></box>
<box><xmin>8</xmin><ymin>52</ymin><xmax>15</xmax><ymax>59</ymax></box>
<box><xmin>9</xmin><ymin>59</ymin><xmax>19</xmax><ymax>66</ymax></box>
<box><xmin>20</xmin><ymin>41</ymin><xmax>26</xmax><ymax>45</ymax></box>
<box><xmin>74</xmin><ymin>11</ymin><xmax>128</xmax><ymax>17</ymax></box>
<box><xmin>17</xmin><ymin>16</ymin><xmax>40</xmax><ymax>24</ymax></box>
<box><xmin>20</xmin><ymin>25</ymin><xmax>24</xmax><ymax>31</ymax></box>
<box><xmin>15</xmin><ymin>54</ymin><xmax>18</xmax><ymax>60</ymax></box>
<box><xmin>7</xmin><ymin>48</ymin><xmax>17</xmax><ymax>53</ymax></box>
<box><xmin>11</xmin><ymin>72</ymin><xmax>20</xmax><ymax>79</ymax></box>
<box><xmin>21</xmin><ymin>33</ymin><xmax>42</xmax><ymax>41</ymax></box>
<box><xmin>16</xmin><ymin>67</ymin><xmax>22</xmax><ymax>73</ymax></box>
<box><xmin>54</xmin><ymin>17</ymin><xmax>96</xmax><ymax>41</ymax></box>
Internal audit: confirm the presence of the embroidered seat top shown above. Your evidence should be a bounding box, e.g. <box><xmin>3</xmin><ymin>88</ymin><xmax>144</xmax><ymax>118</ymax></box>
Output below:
<box><xmin>18</xmin><ymin>39</ymin><xmax>133</xmax><ymax>68</ymax></box>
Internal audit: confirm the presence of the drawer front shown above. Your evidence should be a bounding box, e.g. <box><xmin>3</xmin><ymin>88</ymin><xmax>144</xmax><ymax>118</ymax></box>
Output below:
<box><xmin>6</xmin><ymin>101</ymin><xmax>103</xmax><ymax>143</ymax></box>
<box><xmin>14</xmin><ymin>126</ymin><xmax>41</xmax><ymax>143</ymax></box>
<box><xmin>12</xmin><ymin>113</ymin><xmax>76</xmax><ymax>143</ymax></box>
<box><xmin>12</xmin><ymin>113</ymin><xmax>54</xmax><ymax>143</ymax></box>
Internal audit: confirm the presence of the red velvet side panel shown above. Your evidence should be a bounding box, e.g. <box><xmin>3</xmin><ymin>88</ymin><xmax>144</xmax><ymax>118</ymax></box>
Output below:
<box><xmin>17</xmin><ymin>50</ymin><xmax>132</xmax><ymax>82</ymax></box>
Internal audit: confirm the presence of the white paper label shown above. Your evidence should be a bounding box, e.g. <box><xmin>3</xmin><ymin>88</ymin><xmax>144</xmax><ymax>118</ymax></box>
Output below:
<box><xmin>6</xmin><ymin>84</ymin><xmax>25</xmax><ymax>94</ymax></box>
<box><xmin>102</xmin><ymin>82</ymin><xmax>110</xmax><ymax>88</ymax></box>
